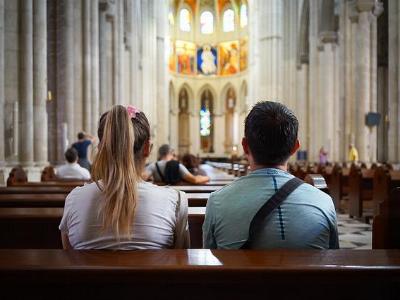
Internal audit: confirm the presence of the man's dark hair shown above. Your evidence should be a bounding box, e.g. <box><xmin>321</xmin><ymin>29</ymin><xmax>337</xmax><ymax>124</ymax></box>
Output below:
<box><xmin>77</xmin><ymin>132</ymin><xmax>85</xmax><ymax>140</ymax></box>
<box><xmin>244</xmin><ymin>101</ymin><xmax>298</xmax><ymax>165</ymax></box>
<box><xmin>158</xmin><ymin>144</ymin><xmax>173</xmax><ymax>160</ymax></box>
<box><xmin>65</xmin><ymin>148</ymin><xmax>78</xmax><ymax>163</ymax></box>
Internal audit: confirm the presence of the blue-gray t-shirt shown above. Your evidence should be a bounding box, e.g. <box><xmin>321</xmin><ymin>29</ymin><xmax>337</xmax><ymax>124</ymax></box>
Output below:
<box><xmin>203</xmin><ymin>168</ymin><xmax>339</xmax><ymax>249</ymax></box>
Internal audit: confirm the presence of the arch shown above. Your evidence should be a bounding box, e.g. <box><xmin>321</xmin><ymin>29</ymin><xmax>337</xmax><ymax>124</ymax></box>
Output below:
<box><xmin>199</xmin><ymin>88</ymin><xmax>215</xmax><ymax>153</ymax></box>
<box><xmin>222</xmin><ymin>7</ymin><xmax>235</xmax><ymax>32</ymax></box>
<box><xmin>178</xmin><ymin>82</ymin><xmax>195</xmax><ymax>112</ymax></box>
<box><xmin>200</xmin><ymin>10</ymin><xmax>214</xmax><ymax>34</ymax></box>
<box><xmin>178</xmin><ymin>84</ymin><xmax>191</xmax><ymax>154</ymax></box>
<box><xmin>223</xmin><ymin>85</ymin><xmax>237</xmax><ymax>153</ymax></box>
<box><xmin>179</xmin><ymin>7</ymin><xmax>192</xmax><ymax>32</ymax></box>
<box><xmin>196</xmin><ymin>83</ymin><xmax>218</xmax><ymax>112</ymax></box>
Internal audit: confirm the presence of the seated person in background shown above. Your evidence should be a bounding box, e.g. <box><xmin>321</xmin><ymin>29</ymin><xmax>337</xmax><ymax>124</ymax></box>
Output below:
<box><xmin>144</xmin><ymin>144</ymin><xmax>209</xmax><ymax>185</ymax></box>
<box><xmin>181</xmin><ymin>154</ymin><xmax>207</xmax><ymax>176</ymax></box>
<box><xmin>203</xmin><ymin>101</ymin><xmax>339</xmax><ymax>249</ymax></box>
<box><xmin>56</xmin><ymin>148</ymin><xmax>91</xmax><ymax>180</ymax></box>
<box><xmin>59</xmin><ymin>105</ymin><xmax>190</xmax><ymax>249</ymax></box>
<box><xmin>72</xmin><ymin>132</ymin><xmax>96</xmax><ymax>171</ymax></box>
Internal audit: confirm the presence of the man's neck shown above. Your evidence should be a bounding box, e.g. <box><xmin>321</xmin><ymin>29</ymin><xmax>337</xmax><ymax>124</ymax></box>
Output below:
<box><xmin>250</xmin><ymin>163</ymin><xmax>288</xmax><ymax>172</ymax></box>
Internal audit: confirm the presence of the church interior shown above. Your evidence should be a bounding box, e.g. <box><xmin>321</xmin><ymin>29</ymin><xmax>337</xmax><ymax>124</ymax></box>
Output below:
<box><xmin>0</xmin><ymin>0</ymin><xmax>399</xmax><ymax>297</ymax></box>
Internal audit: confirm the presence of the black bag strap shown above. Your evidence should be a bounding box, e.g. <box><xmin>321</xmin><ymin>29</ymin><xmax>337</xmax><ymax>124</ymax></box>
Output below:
<box><xmin>155</xmin><ymin>162</ymin><xmax>165</xmax><ymax>183</ymax></box>
<box><xmin>240</xmin><ymin>177</ymin><xmax>304</xmax><ymax>249</ymax></box>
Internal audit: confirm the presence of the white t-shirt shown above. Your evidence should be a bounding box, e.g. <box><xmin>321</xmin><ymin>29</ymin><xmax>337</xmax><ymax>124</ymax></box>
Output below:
<box><xmin>56</xmin><ymin>163</ymin><xmax>91</xmax><ymax>180</ymax></box>
<box><xmin>145</xmin><ymin>160</ymin><xmax>190</xmax><ymax>183</ymax></box>
<box><xmin>59</xmin><ymin>181</ymin><xmax>189</xmax><ymax>249</ymax></box>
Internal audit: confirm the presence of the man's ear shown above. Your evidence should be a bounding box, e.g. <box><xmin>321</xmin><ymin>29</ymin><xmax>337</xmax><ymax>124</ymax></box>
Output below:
<box><xmin>143</xmin><ymin>139</ymin><xmax>151</xmax><ymax>158</ymax></box>
<box><xmin>242</xmin><ymin>137</ymin><xmax>249</xmax><ymax>155</ymax></box>
<box><xmin>290</xmin><ymin>139</ymin><xmax>300</xmax><ymax>155</ymax></box>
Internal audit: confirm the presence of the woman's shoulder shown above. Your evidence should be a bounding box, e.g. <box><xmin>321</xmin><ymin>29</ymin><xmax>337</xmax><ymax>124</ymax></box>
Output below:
<box><xmin>67</xmin><ymin>182</ymin><xmax>102</xmax><ymax>202</ymax></box>
<box><xmin>139</xmin><ymin>181</ymin><xmax>181</xmax><ymax>202</ymax></box>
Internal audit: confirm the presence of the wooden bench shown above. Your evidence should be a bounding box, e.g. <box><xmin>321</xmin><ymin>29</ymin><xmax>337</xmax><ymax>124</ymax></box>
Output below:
<box><xmin>373</xmin><ymin>188</ymin><xmax>400</xmax><ymax>249</ymax></box>
<box><xmin>373</xmin><ymin>167</ymin><xmax>400</xmax><ymax>216</ymax></box>
<box><xmin>329</xmin><ymin>164</ymin><xmax>350</xmax><ymax>210</ymax></box>
<box><xmin>0</xmin><ymin>249</ymin><xmax>398</xmax><ymax>299</ymax></box>
<box><xmin>0</xmin><ymin>193</ymin><xmax>210</xmax><ymax>208</ymax></box>
<box><xmin>348</xmin><ymin>165</ymin><xmax>374</xmax><ymax>221</ymax></box>
<box><xmin>0</xmin><ymin>207</ymin><xmax>206</xmax><ymax>249</ymax></box>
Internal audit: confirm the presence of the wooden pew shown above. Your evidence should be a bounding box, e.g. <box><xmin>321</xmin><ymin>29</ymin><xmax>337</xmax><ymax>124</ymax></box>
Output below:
<box><xmin>0</xmin><ymin>186</ymin><xmax>75</xmax><ymax>194</ymax></box>
<box><xmin>348</xmin><ymin>164</ymin><xmax>374</xmax><ymax>221</ymax></box>
<box><xmin>0</xmin><ymin>249</ymin><xmax>399</xmax><ymax>299</ymax></box>
<box><xmin>0</xmin><ymin>207</ymin><xmax>206</xmax><ymax>249</ymax></box>
<box><xmin>373</xmin><ymin>188</ymin><xmax>400</xmax><ymax>249</ymax></box>
<box><xmin>373</xmin><ymin>167</ymin><xmax>400</xmax><ymax>216</ymax></box>
<box><xmin>329</xmin><ymin>163</ymin><xmax>350</xmax><ymax>210</ymax></box>
<box><xmin>172</xmin><ymin>185</ymin><xmax>222</xmax><ymax>193</ymax></box>
<box><xmin>0</xmin><ymin>193</ymin><xmax>209</xmax><ymax>208</ymax></box>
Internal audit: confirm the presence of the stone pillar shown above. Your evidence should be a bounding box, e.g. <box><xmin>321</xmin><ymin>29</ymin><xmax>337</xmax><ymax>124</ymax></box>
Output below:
<box><xmin>57</xmin><ymin>0</ymin><xmax>74</xmax><ymax>147</ymax></box>
<box><xmin>319</xmin><ymin>39</ymin><xmax>337</xmax><ymax>160</ymax></box>
<box><xmin>388</xmin><ymin>0</ymin><xmax>400</xmax><ymax>162</ymax></box>
<box><xmin>0</xmin><ymin>0</ymin><xmax>4</xmax><ymax>167</ymax></box>
<box><xmin>352</xmin><ymin>1</ymin><xmax>376</xmax><ymax>162</ymax></box>
<box><xmin>99</xmin><ymin>3</ymin><xmax>107</xmax><ymax>114</ymax></box>
<box><xmin>308</xmin><ymin>0</ymin><xmax>321</xmax><ymax>161</ymax></box>
<box><xmin>83</xmin><ymin>0</ymin><xmax>92</xmax><ymax>132</ymax></box>
<box><xmin>296</xmin><ymin>63</ymin><xmax>309</xmax><ymax>155</ymax></box>
<box><xmin>258</xmin><ymin>0</ymin><xmax>284</xmax><ymax>100</ymax></box>
<box><xmin>33</xmin><ymin>0</ymin><xmax>48</xmax><ymax>167</ymax></box>
<box><xmin>19</xmin><ymin>0</ymin><xmax>34</xmax><ymax>166</ymax></box>
<box><xmin>91</xmin><ymin>0</ymin><xmax>100</xmax><ymax>131</ymax></box>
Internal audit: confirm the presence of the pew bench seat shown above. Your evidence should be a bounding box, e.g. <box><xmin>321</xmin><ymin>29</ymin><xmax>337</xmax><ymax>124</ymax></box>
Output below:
<box><xmin>0</xmin><ymin>249</ymin><xmax>399</xmax><ymax>299</ymax></box>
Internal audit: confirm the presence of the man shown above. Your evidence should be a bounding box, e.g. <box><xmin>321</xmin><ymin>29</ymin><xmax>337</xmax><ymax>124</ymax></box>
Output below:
<box><xmin>56</xmin><ymin>148</ymin><xmax>91</xmax><ymax>180</ymax></box>
<box><xmin>144</xmin><ymin>144</ymin><xmax>209</xmax><ymax>184</ymax></box>
<box><xmin>72</xmin><ymin>132</ymin><xmax>96</xmax><ymax>171</ymax></box>
<box><xmin>348</xmin><ymin>144</ymin><xmax>359</xmax><ymax>163</ymax></box>
<box><xmin>203</xmin><ymin>101</ymin><xmax>339</xmax><ymax>249</ymax></box>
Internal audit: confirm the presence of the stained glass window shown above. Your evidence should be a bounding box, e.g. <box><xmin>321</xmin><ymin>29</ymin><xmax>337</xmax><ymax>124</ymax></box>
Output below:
<box><xmin>200</xmin><ymin>98</ymin><xmax>211</xmax><ymax>137</ymax></box>
<box><xmin>179</xmin><ymin>8</ymin><xmax>191</xmax><ymax>32</ymax></box>
<box><xmin>240</xmin><ymin>4</ymin><xmax>248</xmax><ymax>28</ymax></box>
<box><xmin>168</xmin><ymin>12</ymin><xmax>175</xmax><ymax>26</ymax></box>
<box><xmin>200</xmin><ymin>11</ymin><xmax>214</xmax><ymax>34</ymax></box>
<box><xmin>223</xmin><ymin>9</ymin><xmax>235</xmax><ymax>32</ymax></box>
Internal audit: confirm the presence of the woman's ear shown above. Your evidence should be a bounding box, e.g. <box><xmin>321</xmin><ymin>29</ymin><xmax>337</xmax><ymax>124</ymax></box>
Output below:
<box><xmin>143</xmin><ymin>140</ymin><xmax>151</xmax><ymax>158</ymax></box>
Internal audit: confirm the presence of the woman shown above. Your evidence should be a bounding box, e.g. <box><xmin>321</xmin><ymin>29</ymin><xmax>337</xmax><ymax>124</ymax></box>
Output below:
<box><xmin>59</xmin><ymin>105</ymin><xmax>190</xmax><ymax>249</ymax></box>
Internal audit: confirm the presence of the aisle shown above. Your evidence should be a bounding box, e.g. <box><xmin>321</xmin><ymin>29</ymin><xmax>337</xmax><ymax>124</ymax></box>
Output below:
<box><xmin>338</xmin><ymin>214</ymin><xmax>372</xmax><ymax>249</ymax></box>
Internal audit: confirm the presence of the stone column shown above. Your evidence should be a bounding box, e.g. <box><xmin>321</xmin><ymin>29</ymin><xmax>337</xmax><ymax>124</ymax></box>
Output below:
<box><xmin>33</xmin><ymin>0</ymin><xmax>48</xmax><ymax>167</ymax></box>
<box><xmin>0</xmin><ymin>0</ymin><xmax>4</xmax><ymax>167</ymax></box>
<box><xmin>91</xmin><ymin>0</ymin><xmax>100</xmax><ymax>131</ymax></box>
<box><xmin>308</xmin><ymin>0</ymin><xmax>321</xmax><ymax>161</ymax></box>
<box><xmin>82</xmin><ymin>0</ymin><xmax>91</xmax><ymax>132</ymax></box>
<box><xmin>99</xmin><ymin>3</ymin><xmax>107</xmax><ymax>114</ymax></box>
<box><xmin>258</xmin><ymin>0</ymin><xmax>284</xmax><ymax>100</ymax></box>
<box><xmin>57</xmin><ymin>0</ymin><xmax>74</xmax><ymax>147</ymax></box>
<box><xmin>296</xmin><ymin>63</ymin><xmax>309</xmax><ymax>155</ymax></box>
<box><xmin>19</xmin><ymin>0</ymin><xmax>34</xmax><ymax>166</ymax></box>
<box><xmin>388</xmin><ymin>0</ymin><xmax>400</xmax><ymax>162</ymax></box>
<box><xmin>353</xmin><ymin>1</ymin><xmax>375</xmax><ymax>162</ymax></box>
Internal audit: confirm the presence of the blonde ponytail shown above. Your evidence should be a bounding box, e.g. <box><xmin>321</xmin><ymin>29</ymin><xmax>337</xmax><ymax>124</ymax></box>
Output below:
<box><xmin>92</xmin><ymin>105</ymin><xmax>138</xmax><ymax>237</ymax></box>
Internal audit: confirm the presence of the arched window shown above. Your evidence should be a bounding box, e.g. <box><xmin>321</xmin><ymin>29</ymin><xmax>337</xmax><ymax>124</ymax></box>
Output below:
<box><xmin>223</xmin><ymin>9</ymin><xmax>235</xmax><ymax>32</ymax></box>
<box><xmin>200</xmin><ymin>11</ymin><xmax>214</xmax><ymax>34</ymax></box>
<box><xmin>240</xmin><ymin>4</ymin><xmax>248</xmax><ymax>28</ymax></box>
<box><xmin>179</xmin><ymin>8</ymin><xmax>191</xmax><ymax>32</ymax></box>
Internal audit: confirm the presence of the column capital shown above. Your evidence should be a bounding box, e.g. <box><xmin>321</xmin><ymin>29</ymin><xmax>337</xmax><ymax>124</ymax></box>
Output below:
<box><xmin>355</xmin><ymin>0</ymin><xmax>375</xmax><ymax>12</ymax></box>
<box><xmin>319</xmin><ymin>31</ymin><xmax>338</xmax><ymax>44</ymax></box>
<box><xmin>372</xmin><ymin>1</ymin><xmax>384</xmax><ymax>17</ymax></box>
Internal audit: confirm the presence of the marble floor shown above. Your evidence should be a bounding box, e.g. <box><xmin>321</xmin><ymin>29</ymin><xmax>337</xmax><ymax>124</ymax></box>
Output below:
<box><xmin>337</xmin><ymin>213</ymin><xmax>372</xmax><ymax>249</ymax></box>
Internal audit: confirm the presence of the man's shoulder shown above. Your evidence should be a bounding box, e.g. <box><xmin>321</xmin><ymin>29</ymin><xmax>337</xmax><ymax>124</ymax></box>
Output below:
<box><xmin>290</xmin><ymin>182</ymin><xmax>335</xmax><ymax>211</ymax></box>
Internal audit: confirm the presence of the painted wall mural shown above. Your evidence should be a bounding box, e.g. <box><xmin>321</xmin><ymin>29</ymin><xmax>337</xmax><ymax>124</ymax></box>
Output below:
<box><xmin>218</xmin><ymin>41</ymin><xmax>239</xmax><ymax>76</ymax></box>
<box><xmin>176</xmin><ymin>40</ymin><xmax>196</xmax><ymax>75</ymax></box>
<box><xmin>171</xmin><ymin>40</ymin><xmax>247</xmax><ymax>76</ymax></box>
<box><xmin>240</xmin><ymin>38</ymin><xmax>248</xmax><ymax>71</ymax></box>
<box><xmin>197</xmin><ymin>45</ymin><xmax>217</xmax><ymax>75</ymax></box>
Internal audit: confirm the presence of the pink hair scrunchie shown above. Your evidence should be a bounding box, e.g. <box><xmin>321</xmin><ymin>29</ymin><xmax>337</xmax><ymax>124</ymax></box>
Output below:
<box><xmin>126</xmin><ymin>105</ymin><xmax>141</xmax><ymax>119</ymax></box>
